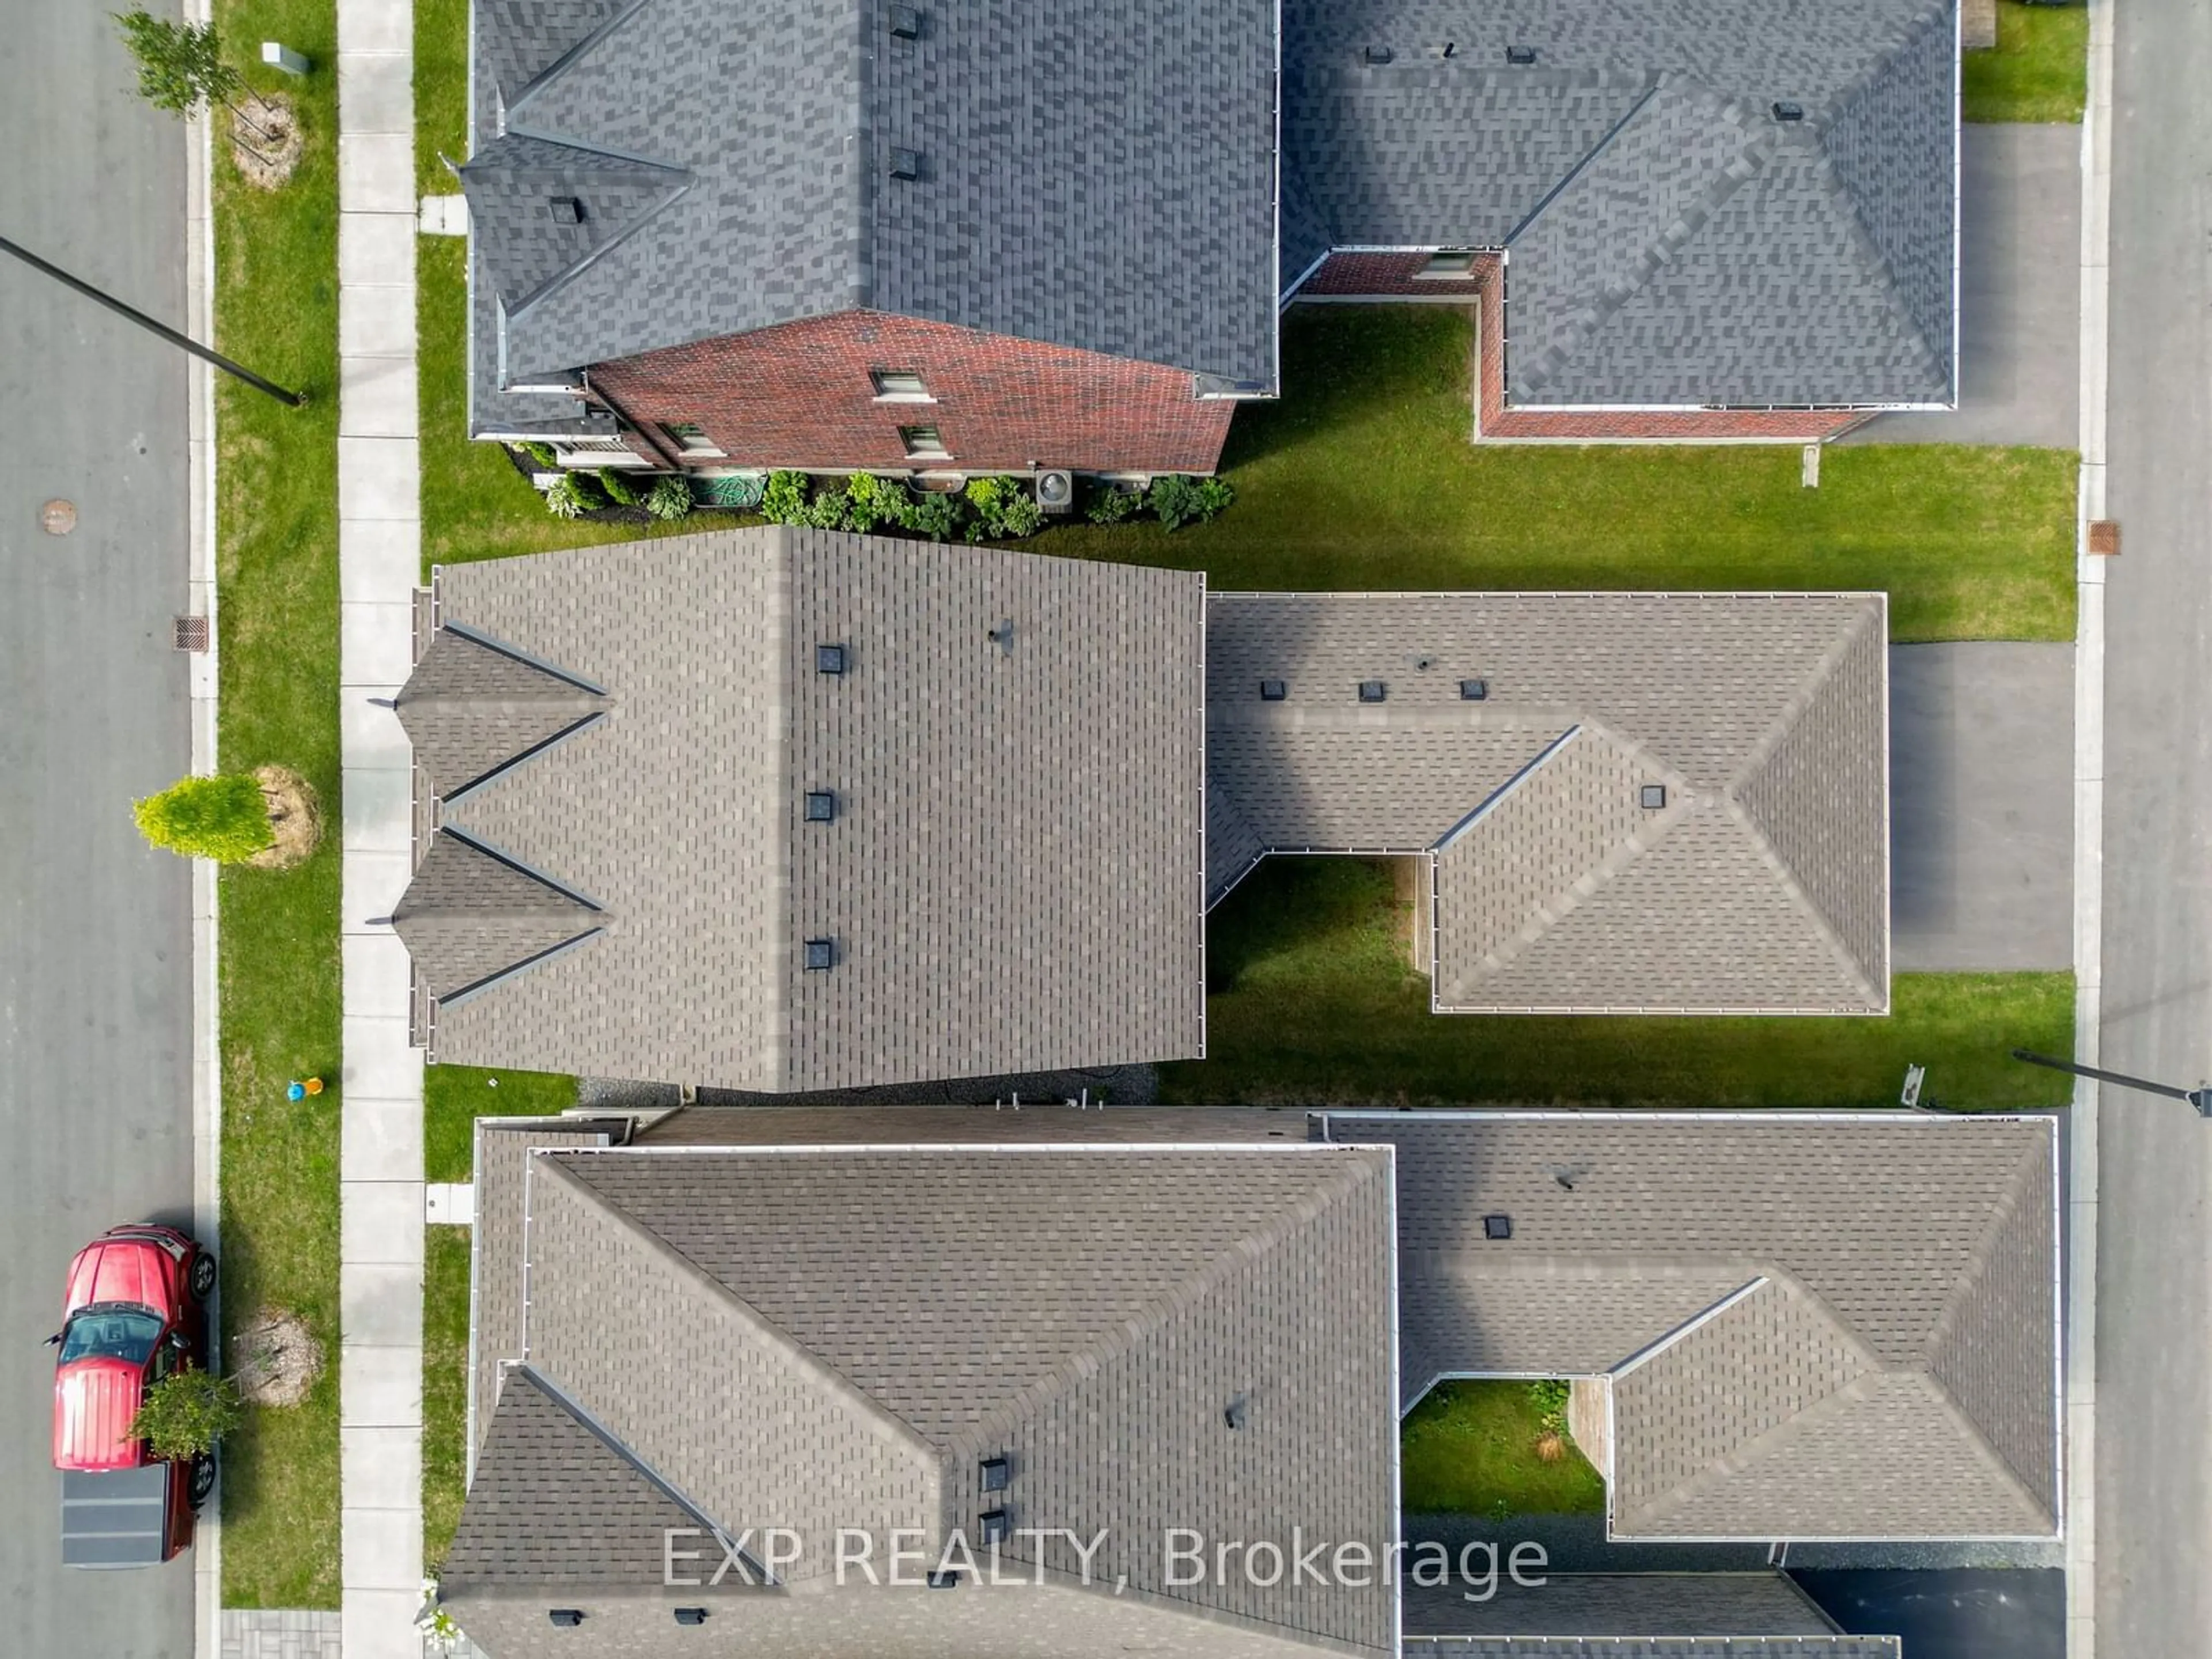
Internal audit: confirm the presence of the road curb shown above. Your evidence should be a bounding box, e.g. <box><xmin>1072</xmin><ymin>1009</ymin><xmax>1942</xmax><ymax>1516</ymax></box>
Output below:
<box><xmin>2065</xmin><ymin>2</ymin><xmax>2115</xmax><ymax>1656</ymax></box>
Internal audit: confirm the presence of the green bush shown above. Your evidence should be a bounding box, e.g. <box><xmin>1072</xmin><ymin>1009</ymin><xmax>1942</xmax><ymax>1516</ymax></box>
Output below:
<box><xmin>645</xmin><ymin>475</ymin><xmax>694</xmax><ymax>520</ymax></box>
<box><xmin>541</xmin><ymin>472</ymin><xmax>600</xmax><ymax>519</ymax></box>
<box><xmin>843</xmin><ymin>471</ymin><xmax>911</xmax><ymax>533</ymax></box>
<box><xmin>900</xmin><ymin>488</ymin><xmax>964</xmax><ymax>540</ymax></box>
<box><xmin>760</xmin><ymin>469</ymin><xmax>810</xmax><ymax>524</ymax></box>
<box><xmin>133</xmin><ymin>773</ymin><xmax>274</xmax><ymax>863</ymax></box>
<box><xmin>1147</xmin><ymin>472</ymin><xmax>1232</xmax><ymax>532</ymax></box>
<box><xmin>1528</xmin><ymin>1378</ymin><xmax>1570</xmax><ymax>1436</ymax></box>
<box><xmin>964</xmin><ymin>475</ymin><xmax>1044</xmax><ymax>540</ymax></box>
<box><xmin>1085</xmin><ymin>483</ymin><xmax>1144</xmax><ymax>525</ymax></box>
<box><xmin>596</xmin><ymin>467</ymin><xmax>641</xmax><ymax>507</ymax></box>
<box><xmin>802</xmin><ymin>484</ymin><xmax>855</xmax><ymax>530</ymax></box>
<box><xmin>519</xmin><ymin>440</ymin><xmax>558</xmax><ymax>469</ymax></box>
<box><xmin>127</xmin><ymin>1366</ymin><xmax>241</xmax><ymax>1459</ymax></box>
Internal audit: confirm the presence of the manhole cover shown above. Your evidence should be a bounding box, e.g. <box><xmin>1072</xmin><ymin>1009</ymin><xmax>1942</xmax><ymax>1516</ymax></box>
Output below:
<box><xmin>41</xmin><ymin>498</ymin><xmax>77</xmax><ymax>535</ymax></box>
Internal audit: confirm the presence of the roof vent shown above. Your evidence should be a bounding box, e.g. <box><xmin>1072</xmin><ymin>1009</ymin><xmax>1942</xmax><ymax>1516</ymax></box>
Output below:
<box><xmin>1260</xmin><ymin>679</ymin><xmax>1287</xmax><ymax>701</ymax></box>
<box><xmin>548</xmin><ymin>1609</ymin><xmax>585</xmax><ymax>1628</ymax></box>
<box><xmin>1358</xmin><ymin>680</ymin><xmax>1388</xmax><ymax>703</ymax></box>
<box><xmin>1771</xmin><ymin>101</ymin><xmax>1805</xmax><ymax>122</ymax></box>
<box><xmin>1459</xmin><ymin>678</ymin><xmax>1488</xmax><ymax>701</ymax></box>
<box><xmin>1363</xmin><ymin>44</ymin><xmax>1393</xmax><ymax>64</ymax></box>
<box><xmin>979</xmin><ymin>1509</ymin><xmax>1010</xmax><ymax>1546</ymax></box>
<box><xmin>1640</xmin><ymin>784</ymin><xmax>1668</xmax><ymax>809</ymax></box>
<box><xmin>927</xmin><ymin>1570</ymin><xmax>961</xmax><ymax>1590</ymax></box>
<box><xmin>1482</xmin><ymin>1213</ymin><xmax>1513</xmax><ymax>1241</ymax></box>
<box><xmin>816</xmin><ymin>643</ymin><xmax>847</xmax><ymax>675</ymax></box>
<box><xmin>987</xmin><ymin>618</ymin><xmax>1016</xmax><ymax>652</ymax></box>
<box><xmin>979</xmin><ymin>1455</ymin><xmax>1011</xmax><ymax>1493</ymax></box>
<box><xmin>673</xmin><ymin>1608</ymin><xmax>709</xmax><ymax>1626</ymax></box>
<box><xmin>1224</xmin><ymin>1393</ymin><xmax>1248</xmax><ymax>1430</ymax></box>
<box><xmin>889</xmin><ymin>147</ymin><xmax>921</xmax><ymax>180</ymax></box>
<box><xmin>887</xmin><ymin>3</ymin><xmax>919</xmax><ymax>37</ymax></box>
<box><xmin>803</xmin><ymin>938</ymin><xmax>837</xmax><ymax>971</ymax></box>
<box><xmin>547</xmin><ymin>196</ymin><xmax>584</xmax><ymax>225</ymax></box>
<box><xmin>1505</xmin><ymin>44</ymin><xmax>1537</xmax><ymax>64</ymax></box>
<box><xmin>804</xmin><ymin>790</ymin><xmax>837</xmax><ymax>823</ymax></box>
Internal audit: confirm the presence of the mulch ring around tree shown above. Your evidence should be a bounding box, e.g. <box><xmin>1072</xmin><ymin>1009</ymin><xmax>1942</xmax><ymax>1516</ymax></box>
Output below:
<box><xmin>231</xmin><ymin>94</ymin><xmax>302</xmax><ymax>190</ymax></box>
<box><xmin>230</xmin><ymin>1309</ymin><xmax>325</xmax><ymax>1408</ymax></box>
<box><xmin>245</xmin><ymin>764</ymin><xmax>321</xmax><ymax>870</ymax></box>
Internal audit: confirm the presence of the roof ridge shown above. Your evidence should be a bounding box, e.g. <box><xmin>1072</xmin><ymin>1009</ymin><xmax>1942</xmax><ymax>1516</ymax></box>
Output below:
<box><xmin>943</xmin><ymin>1147</ymin><xmax>1393</xmax><ymax>1462</ymax></box>
<box><xmin>762</xmin><ymin>528</ymin><xmax>794</xmax><ymax>1090</ymax></box>
<box><xmin>1613</xmin><ymin>1363</ymin><xmax>1877</xmax><ymax>1535</ymax></box>
<box><xmin>527</xmin><ymin>1152</ymin><xmax>943</xmax><ymax>1469</ymax></box>
<box><xmin>397</xmin><ymin>827</ymin><xmax>604</xmax><ymax>918</ymax></box>
<box><xmin>1921</xmin><ymin>1130</ymin><xmax>2050</xmax><ymax>1359</ymax></box>
<box><xmin>1715</xmin><ymin>798</ymin><xmax>1885</xmax><ymax>1011</ymax></box>
<box><xmin>501</xmin><ymin>0</ymin><xmax>661</xmax><ymax>126</ymax></box>
<box><xmin>1797</xmin><ymin>137</ymin><xmax>1951</xmax><ymax>390</ymax></box>
<box><xmin>1724</xmin><ymin>599</ymin><xmax>1881</xmax><ymax>796</ymax></box>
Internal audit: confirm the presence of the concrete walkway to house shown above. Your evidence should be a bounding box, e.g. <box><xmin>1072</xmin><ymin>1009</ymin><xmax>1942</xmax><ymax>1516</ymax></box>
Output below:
<box><xmin>1890</xmin><ymin>643</ymin><xmax>2075</xmax><ymax>971</ymax></box>
<box><xmin>335</xmin><ymin>0</ymin><xmax>427</xmax><ymax>1650</ymax></box>
<box><xmin>1843</xmin><ymin>124</ymin><xmax>2082</xmax><ymax>449</ymax></box>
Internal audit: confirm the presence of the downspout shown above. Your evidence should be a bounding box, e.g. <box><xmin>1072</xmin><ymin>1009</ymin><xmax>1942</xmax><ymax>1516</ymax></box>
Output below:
<box><xmin>582</xmin><ymin>368</ymin><xmax>687</xmax><ymax>469</ymax></box>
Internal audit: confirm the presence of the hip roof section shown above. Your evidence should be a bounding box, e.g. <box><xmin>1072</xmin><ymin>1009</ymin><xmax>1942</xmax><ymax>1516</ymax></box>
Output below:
<box><xmin>397</xmin><ymin>528</ymin><xmax>1206</xmax><ymax>1090</ymax></box>
<box><xmin>1205</xmin><ymin>592</ymin><xmax>1889</xmax><ymax>1014</ymax></box>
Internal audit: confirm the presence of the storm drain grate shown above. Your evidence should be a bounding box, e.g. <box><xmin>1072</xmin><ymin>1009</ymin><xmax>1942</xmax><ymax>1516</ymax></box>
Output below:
<box><xmin>173</xmin><ymin>615</ymin><xmax>210</xmax><ymax>652</ymax></box>
<box><xmin>2088</xmin><ymin>520</ymin><xmax>2120</xmax><ymax>556</ymax></box>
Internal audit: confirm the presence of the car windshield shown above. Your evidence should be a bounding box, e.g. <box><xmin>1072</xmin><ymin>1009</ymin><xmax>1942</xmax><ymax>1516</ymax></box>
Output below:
<box><xmin>59</xmin><ymin>1308</ymin><xmax>164</xmax><ymax>1366</ymax></box>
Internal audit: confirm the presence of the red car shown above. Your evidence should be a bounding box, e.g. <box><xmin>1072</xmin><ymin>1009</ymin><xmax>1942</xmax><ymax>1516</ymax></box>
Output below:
<box><xmin>48</xmin><ymin>1224</ymin><xmax>217</xmax><ymax>1566</ymax></box>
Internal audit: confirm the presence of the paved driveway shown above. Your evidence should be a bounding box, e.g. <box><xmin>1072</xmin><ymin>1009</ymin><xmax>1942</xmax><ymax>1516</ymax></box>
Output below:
<box><xmin>1890</xmin><ymin>643</ymin><xmax>2074</xmax><ymax>972</ymax></box>
<box><xmin>1843</xmin><ymin>124</ymin><xmax>2081</xmax><ymax>448</ymax></box>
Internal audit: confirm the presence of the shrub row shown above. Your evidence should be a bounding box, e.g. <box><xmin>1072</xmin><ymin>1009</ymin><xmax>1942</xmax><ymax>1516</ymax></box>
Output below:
<box><xmin>759</xmin><ymin>470</ymin><xmax>1236</xmax><ymax>540</ymax></box>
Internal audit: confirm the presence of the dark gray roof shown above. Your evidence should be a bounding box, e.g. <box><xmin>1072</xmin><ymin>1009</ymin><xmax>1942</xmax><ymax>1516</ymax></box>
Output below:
<box><xmin>1325</xmin><ymin>1112</ymin><xmax>2061</xmax><ymax>1541</ymax></box>
<box><xmin>1281</xmin><ymin>0</ymin><xmax>1957</xmax><ymax>407</ymax></box>
<box><xmin>397</xmin><ymin>528</ymin><xmax>1206</xmax><ymax>1091</ymax></box>
<box><xmin>463</xmin><ymin>0</ymin><xmax>1282</xmax><ymax>434</ymax></box>
<box><xmin>1205</xmin><ymin>593</ymin><xmax>1890</xmax><ymax>1015</ymax></box>
<box><xmin>459</xmin><ymin>1142</ymin><xmax>1397</xmax><ymax>1656</ymax></box>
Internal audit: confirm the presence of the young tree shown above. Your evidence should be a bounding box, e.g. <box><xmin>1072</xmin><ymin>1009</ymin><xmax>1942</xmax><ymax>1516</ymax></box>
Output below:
<box><xmin>127</xmin><ymin>1366</ymin><xmax>241</xmax><ymax>1460</ymax></box>
<box><xmin>112</xmin><ymin>9</ymin><xmax>277</xmax><ymax>145</ymax></box>
<box><xmin>134</xmin><ymin>773</ymin><xmax>277</xmax><ymax>863</ymax></box>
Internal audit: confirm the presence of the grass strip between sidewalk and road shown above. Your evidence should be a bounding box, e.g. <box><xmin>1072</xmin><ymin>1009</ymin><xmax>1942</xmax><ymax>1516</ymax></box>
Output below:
<box><xmin>1164</xmin><ymin>859</ymin><xmax>2075</xmax><ymax>1110</ymax></box>
<box><xmin>1965</xmin><ymin>0</ymin><xmax>2090</xmax><ymax>123</ymax></box>
<box><xmin>211</xmin><ymin>0</ymin><xmax>343</xmax><ymax>1609</ymax></box>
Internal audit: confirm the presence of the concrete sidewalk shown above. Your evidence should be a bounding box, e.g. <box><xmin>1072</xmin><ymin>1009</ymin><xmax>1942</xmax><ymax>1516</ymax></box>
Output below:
<box><xmin>335</xmin><ymin>0</ymin><xmax>427</xmax><ymax>1652</ymax></box>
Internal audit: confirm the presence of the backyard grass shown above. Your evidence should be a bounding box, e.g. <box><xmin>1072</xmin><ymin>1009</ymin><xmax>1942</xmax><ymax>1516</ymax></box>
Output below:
<box><xmin>1400</xmin><ymin>1381</ymin><xmax>1607</xmax><ymax>1517</ymax></box>
<box><xmin>212</xmin><ymin>0</ymin><xmax>343</xmax><ymax>1608</ymax></box>
<box><xmin>423</xmin><ymin>1226</ymin><xmax>470</xmax><ymax>1571</ymax></box>
<box><xmin>1047</xmin><ymin>308</ymin><xmax>2075</xmax><ymax>643</ymax></box>
<box><xmin>423</xmin><ymin>1062</ymin><xmax>579</xmax><ymax>1183</ymax></box>
<box><xmin>1163</xmin><ymin>859</ymin><xmax>2074</xmax><ymax>1109</ymax></box>
<box><xmin>1965</xmin><ymin>1</ymin><xmax>2089</xmax><ymax>123</ymax></box>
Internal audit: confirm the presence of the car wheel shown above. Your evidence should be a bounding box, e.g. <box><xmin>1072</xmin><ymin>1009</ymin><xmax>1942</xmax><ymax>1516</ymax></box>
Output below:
<box><xmin>188</xmin><ymin>1455</ymin><xmax>217</xmax><ymax>1509</ymax></box>
<box><xmin>189</xmin><ymin>1251</ymin><xmax>217</xmax><ymax>1301</ymax></box>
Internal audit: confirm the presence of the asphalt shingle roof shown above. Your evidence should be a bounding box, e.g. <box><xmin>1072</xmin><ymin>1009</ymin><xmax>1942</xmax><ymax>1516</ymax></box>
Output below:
<box><xmin>480</xmin><ymin>1143</ymin><xmax>1397</xmax><ymax>1652</ymax></box>
<box><xmin>395</xmin><ymin>528</ymin><xmax>1205</xmax><ymax>1091</ymax></box>
<box><xmin>1205</xmin><ymin>593</ymin><xmax>1889</xmax><ymax>1014</ymax></box>
<box><xmin>1281</xmin><ymin>0</ymin><xmax>1957</xmax><ymax>407</ymax></box>
<box><xmin>463</xmin><ymin>0</ymin><xmax>1282</xmax><ymax>434</ymax></box>
<box><xmin>1324</xmin><ymin>1112</ymin><xmax>2061</xmax><ymax>1541</ymax></box>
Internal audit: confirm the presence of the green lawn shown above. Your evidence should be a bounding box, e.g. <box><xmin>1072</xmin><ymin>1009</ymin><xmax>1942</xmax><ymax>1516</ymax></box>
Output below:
<box><xmin>212</xmin><ymin>0</ymin><xmax>343</xmax><ymax>1608</ymax></box>
<box><xmin>423</xmin><ymin>1227</ymin><xmax>470</xmax><ymax>1571</ymax></box>
<box><xmin>423</xmin><ymin>1063</ymin><xmax>579</xmax><ymax>1183</ymax></box>
<box><xmin>1965</xmin><ymin>1</ymin><xmax>2089</xmax><ymax>123</ymax></box>
<box><xmin>1047</xmin><ymin>308</ymin><xmax>2074</xmax><ymax>643</ymax></box>
<box><xmin>1400</xmin><ymin>1381</ymin><xmax>1606</xmax><ymax>1516</ymax></box>
<box><xmin>1164</xmin><ymin>859</ymin><xmax>2074</xmax><ymax>1109</ymax></box>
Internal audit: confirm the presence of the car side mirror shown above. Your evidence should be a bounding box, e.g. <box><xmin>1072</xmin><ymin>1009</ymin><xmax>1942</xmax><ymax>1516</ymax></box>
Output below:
<box><xmin>44</xmin><ymin>1332</ymin><xmax>62</xmax><ymax>1347</ymax></box>
<box><xmin>167</xmin><ymin>1330</ymin><xmax>190</xmax><ymax>1351</ymax></box>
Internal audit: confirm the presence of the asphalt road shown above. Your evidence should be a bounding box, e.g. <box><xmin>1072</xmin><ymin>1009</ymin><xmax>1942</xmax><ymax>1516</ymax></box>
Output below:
<box><xmin>2096</xmin><ymin>0</ymin><xmax>2212</xmax><ymax>1648</ymax></box>
<box><xmin>0</xmin><ymin>0</ymin><xmax>196</xmax><ymax>1651</ymax></box>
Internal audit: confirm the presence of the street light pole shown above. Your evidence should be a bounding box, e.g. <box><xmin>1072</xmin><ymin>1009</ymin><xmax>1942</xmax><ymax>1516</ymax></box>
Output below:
<box><xmin>2010</xmin><ymin>1048</ymin><xmax>2212</xmax><ymax>1117</ymax></box>
<box><xmin>0</xmin><ymin>233</ymin><xmax>305</xmax><ymax>408</ymax></box>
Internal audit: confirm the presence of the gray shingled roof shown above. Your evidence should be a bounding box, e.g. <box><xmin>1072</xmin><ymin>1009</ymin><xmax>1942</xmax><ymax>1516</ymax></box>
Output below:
<box><xmin>1324</xmin><ymin>1112</ymin><xmax>2061</xmax><ymax>1542</ymax></box>
<box><xmin>1281</xmin><ymin>0</ymin><xmax>1957</xmax><ymax>407</ymax></box>
<box><xmin>463</xmin><ymin>0</ymin><xmax>1281</xmax><ymax>435</ymax></box>
<box><xmin>1205</xmin><ymin>593</ymin><xmax>1890</xmax><ymax>1015</ymax></box>
<box><xmin>1402</xmin><ymin>1571</ymin><xmax>1843</xmax><ymax>1639</ymax></box>
<box><xmin>455</xmin><ymin>1142</ymin><xmax>1397</xmax><ymax>1656</ymax></box>
<box><xmin>395</xmin><ymin>528</ymin><xmax>1205</xmax><ymax>1092</ymax></box>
